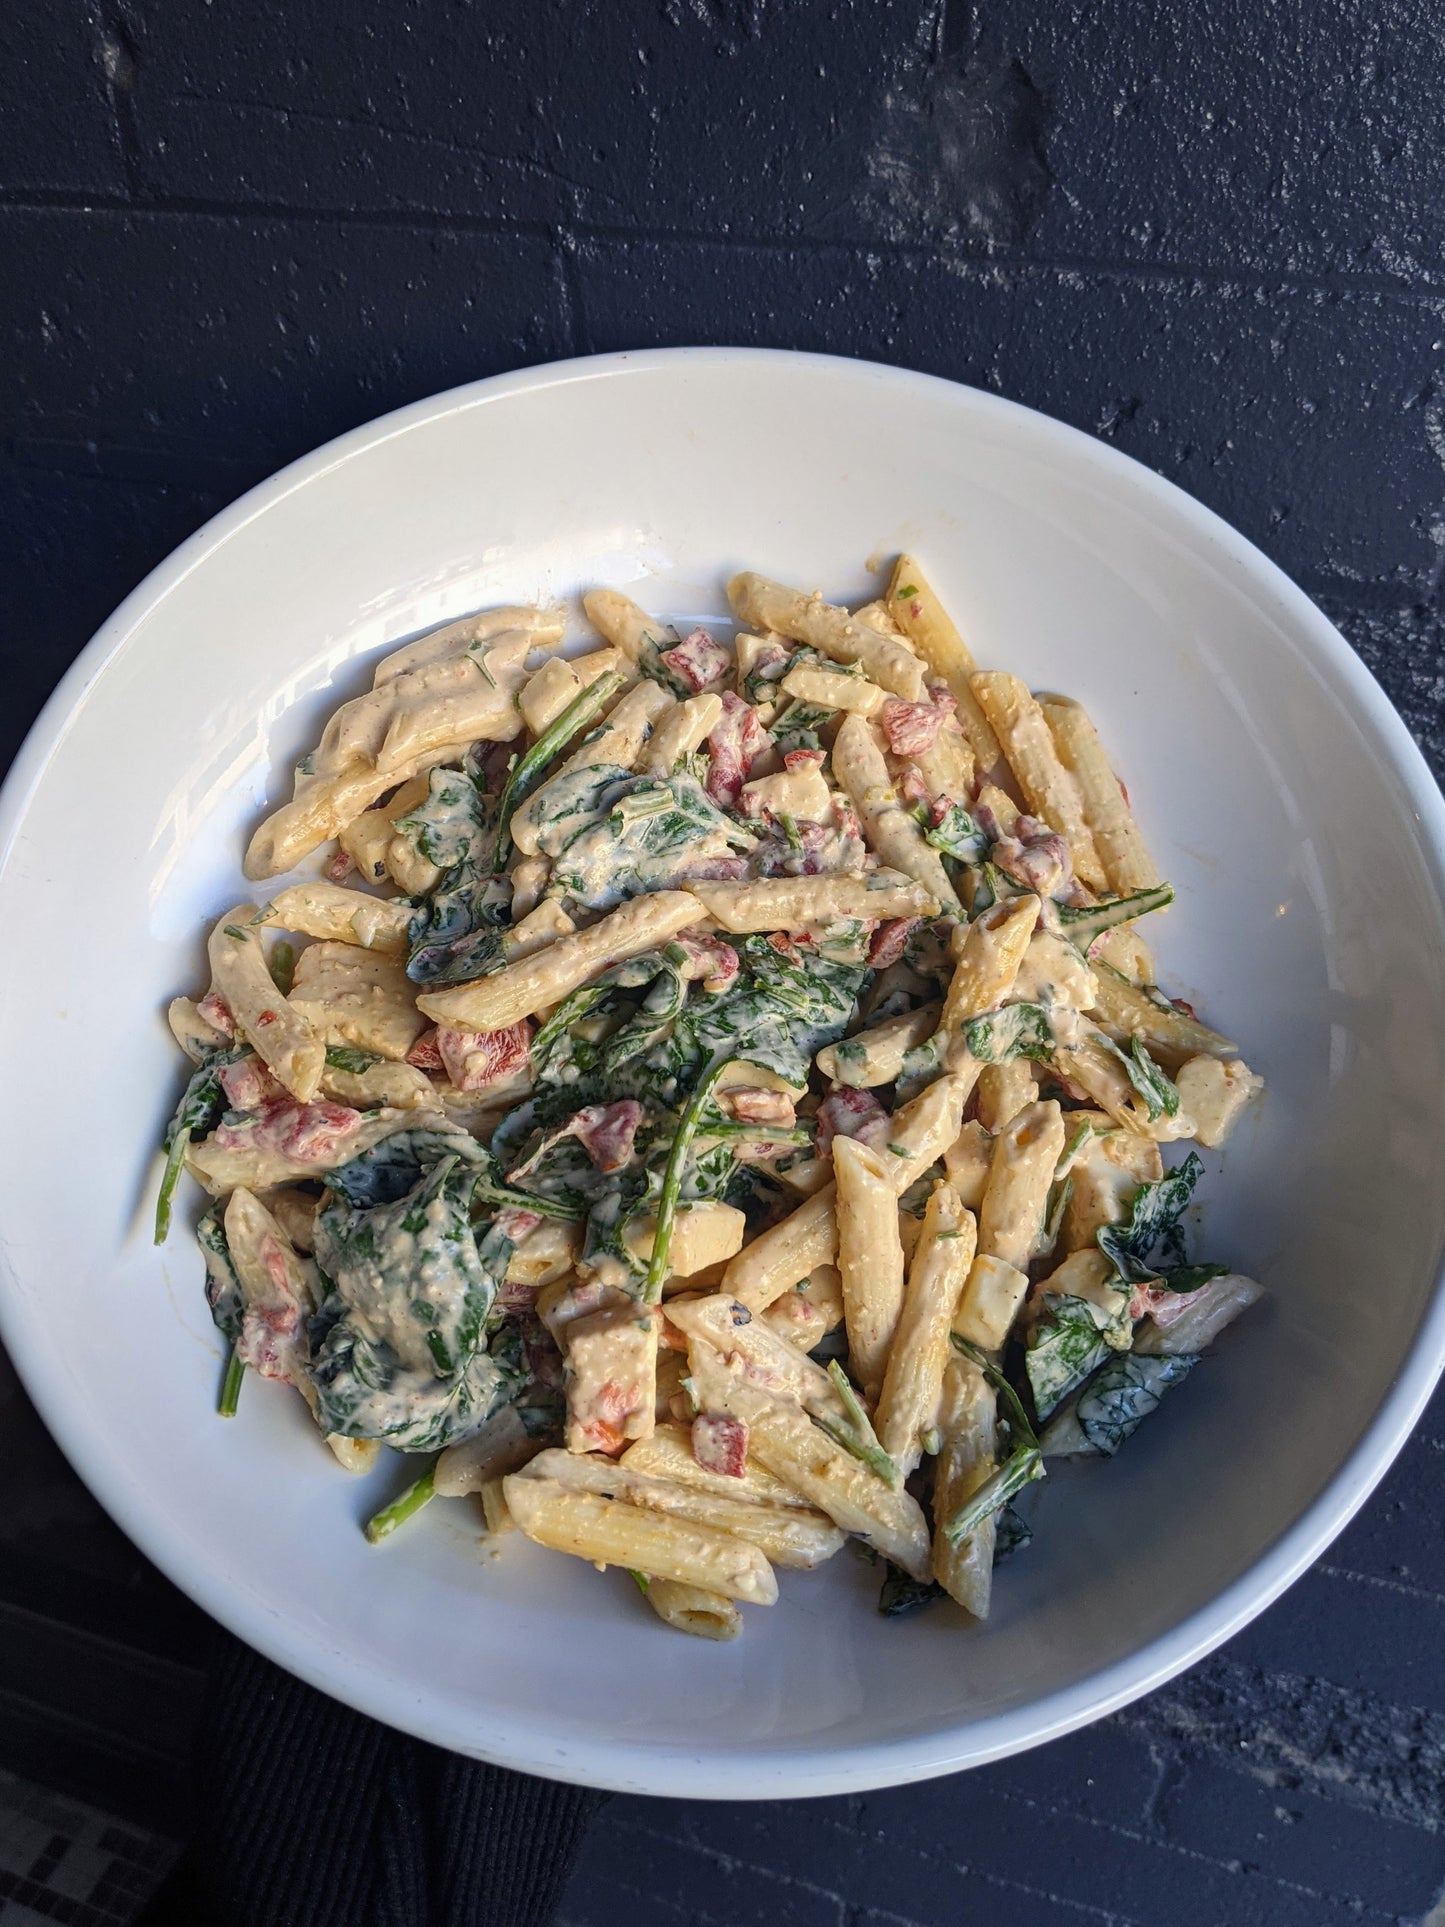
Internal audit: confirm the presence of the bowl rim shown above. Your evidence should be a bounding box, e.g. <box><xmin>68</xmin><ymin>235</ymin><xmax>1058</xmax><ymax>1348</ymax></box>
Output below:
<box><xmin>4</xmin><ymin>344</ymin><xmax>1445</xmax><ymax>1797</ymax></box>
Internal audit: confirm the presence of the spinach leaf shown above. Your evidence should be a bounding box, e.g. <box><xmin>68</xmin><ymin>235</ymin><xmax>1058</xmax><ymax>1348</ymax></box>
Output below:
<box><xmin>1096</xmin><ymin>1151</ymin><xmax>1207</xmax><ymax>1285</ymax></box>
<box><xmin>878</xmin><ymin>1564</ymin><xmax>946</xmax><ymax>1617</ymax></box>
<box><xmin>545</xmin><ymin>771</ymin><xmax>753</xmax><ymax>913</ymax></box>
<box><xmin>1072</xmin><ymin>1351</ymin><xmax>1198</xmax><ymax>1454</ymax></box>
<box><xmin>398</xmin><ymin>765</ymin><xmax>516</xmax><ymax>985</ymax></box>
<box><xmin>197</xmin><ymin>1205</ymin><xmax>243</xmax><ymax>1342</ymax></box>
<box><xmin>770</xmin><ymin>699</ymin><xmax>833</xmax><ymax>757</ymax></box>
<box><xmin>923</xmin><ymin>801</ymin><xmax>987</xmax><ymax>864</ymax></box>
<box><xmin>680</xmin><ymin>936</ymin><xmax>867</xmax><ymax>1092</ymax></box>
<box><xmin>961</xmin><ymin>1002</ymin><xmax>1053</xmax><ymax>1064</ymax></box>
<box><xmin>308</xmin><ymin>1160</ymin><xmax>521</xmax><ymax>1450</ymax></box>
<box><xmin>1052</xmin><ymin>883</ymin><xmax>1175</xmax><ymax>947</ymax></box>
<box><xmin>1024</xmin><ymin>1293</ymin><xmax>1113</xmax><ymax>1422</ymax></box>
<box><xmin>326</xmin><ymin>1127</ymin><xmax>487</xmax><ymax>1207</ymax></box>
<box><xmin>993</xmin><ymin>1501</ymin><xmax>1033</xmax><ymax>1564</ymax></box>
<box><xmin>155</xmin><ymin>1043</ymin><xmax>250</xmax><ymax>1243</ymax></box>
<box><xmin>1097</xmin><ymin>1033</ymin><xmax>1180</xmax><ymax>1121</ymax></box>
<box><xmin>494</xmin><ymin>667</ymin><xmax>627</xmax><ymax>864</ymax></box>
<box><xmin>325</xmin><ymin>1045</ymin><xmax>384</xmax><ymax>1075</ymax></box>
<box><xmin>1159</xmin><ymin>1263</ymin><xmax>1229</xmax><ymax>1295</ymax></box>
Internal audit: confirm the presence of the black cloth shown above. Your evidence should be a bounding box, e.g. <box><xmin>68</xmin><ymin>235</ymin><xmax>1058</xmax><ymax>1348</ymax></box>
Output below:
<box><xmin>138</xmin><ymin>1634</ymin><xmax>607</xmax><ymax>1927</ymax></box>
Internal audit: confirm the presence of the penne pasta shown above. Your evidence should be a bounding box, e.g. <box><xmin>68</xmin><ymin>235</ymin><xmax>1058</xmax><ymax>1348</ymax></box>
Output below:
<box><xmin>206</xmin><ymin>905</ymin><xmax>324</xmax><ymax>1100</ymax></box>
<box><xmin>978</xmin><ymin>1100</ymin><xmax>1066</xmax><ymax>1270</ymax></box>
<box><xmin>503</xmin><ymin>1475</ymin><xmax>778</xmax><ymax>1605</ymax></box>
<box><xmin>728</xmin><ymin>573</ymin><xmax>928</xmax><ymax>700</ymax></box>
<box><xmin>875</xmin><ymin>1181</ymin><xmax>976</xmax><ymax>1474</ymax></box>
<box><xmin>969</xmin><ymin>672</ymin><xmax>1107</xmax><ymax>891</ymax></box>
<box><xmin>686</xmin><ymin>869</ymin><xmax>940</xmax><ymax>934</ymax></box>
<box><xmin>640</xmin><ymin>1577</ymin><xmax>741</xmax><ymax>1640</ymax></box>
<box><xmin>1040</xmin><ymin>696</ymin><xmax>1160</xmax><ymax>895</ymax></box>
<box><xmin>833</xmin><ymin>1136</ymin><xmax>906</xmax><ymax>1402</ymax></box>
<box><xmin>830</xmin><ymin>713</ymin><xmax>961</xmax><ymax>912</ymax></box>
<box><xmin>885</xmin><ymin>555</ymin><xmax>1002</xmax><ymax>768</ymax></box>
<box><xmin>931</xmin><ymin>1356</ymin><xmax>997</xmax><ymax>1616</ymax></box>
<box><xmin>255</xmin><ymin>882</ymin><xmax>413</xmax><ymax>956</ymax></box>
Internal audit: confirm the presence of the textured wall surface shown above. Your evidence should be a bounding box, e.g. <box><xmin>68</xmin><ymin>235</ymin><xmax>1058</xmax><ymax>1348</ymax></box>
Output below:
<box><xmin>5</xmin><ymin>3</ymin><xmax>1445</xmax><ymax>1922</ymax></box>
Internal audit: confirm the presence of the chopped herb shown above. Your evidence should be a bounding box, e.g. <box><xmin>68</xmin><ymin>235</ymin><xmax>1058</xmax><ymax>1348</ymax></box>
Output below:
<box><xmin>1024</xmin><ymin>1292</ymin><xmax>1114</xmax><ymax>1421</ymax></box>
<box><xmin>629</xmin><ymin>1569</ymin><xmax>652</xmax><ymax>1595</ymax></box>
<box><xmin>269</xmin><ymin>939</ymin><xmax>295</xmax><ymax>996</ymax></box>
<box><xmin>895</xmin><ymin>583</ymin><xmax>919</xmax><ymax>599</ymax></box>
<box><xmin>223</xmin><ymin>925</ymin><xmax>248</xmax><ymax>942</ymax></box>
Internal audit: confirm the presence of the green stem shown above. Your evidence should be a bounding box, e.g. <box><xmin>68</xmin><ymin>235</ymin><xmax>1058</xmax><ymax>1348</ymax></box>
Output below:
<box><xmin>495</xmin><ymin>668</ymin><xmax>627</xmax><ymax>866</ymax></box>
<box><xmin>218</xmin><ymin>1346</ymin><xmax>245</xmax><ymax>1418</ymax></box>
<box><xmin>823</xmin><ymin>1360</ymin><xmax>899</xmax><ymax>1487</ymax></box>
<box><xmin>942</xmin><ymin>1444</ymin><xmax>1045</xmax><ymax>1546</ymax></box>
<box><xmin>365</xmin><ymin>1465</ymin><xmax>437</xmax><ymax>1545</ymax></box>
<box><xmin>950</xmin><ymin>1335</ymin><xmax>1041</xmax><ymax>1450</ymax></box>
<box><xmin>1054</xmin><ymin>882</ymin><xmax>1175</xmax><ymax>946</ymax></box>
<box><xmin>643</xmin><ymin>1057</ymin><xmax>731</xmax><ymax>1304</ymax></box>
<box><xmin>153</xmin><ymin>1126</ymin><xmax>190</xmax><ymax>1245</ymax></box>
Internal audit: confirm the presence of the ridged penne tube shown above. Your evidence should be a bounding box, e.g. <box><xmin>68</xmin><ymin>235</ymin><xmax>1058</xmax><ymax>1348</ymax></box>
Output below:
<box><xmin>503</xmin><ymin>1475</ymin><xmax>778</xmax><ymax>1605</ymax></box>
<box><xmin>564</xmin><ymin>1303</ymin><xmax>659</xmax><ymax>1455</ymax></box>
<box><xmin>581</xmin><ymin>588</ymin><xmax>674</xmax><ymax>663</ymax></box>
<box><xmin>638</xmin><ymin>693</ymin><xmax>724</xmax><ymax>776</ymax></box>
<box><xmin>876</xmin><ymin>1181</ymin><xmax>976</xmax><ymax>1474</ymax></box>
<box><xmin>975</xmin><ymin>1059</ymin><xmax>1037</xmax><ymax>1134</ymax></box>
<box><xmin>978</xmin><ymin>1100</ymin><xmax>1066</xmax><ymax>1269</ymax></box>
<box><xmin>434</xmin><ymin>1403</ymin><xmax>538</xmax><ymax>1496</ymax></box>
<box><xmin>968</xmin><ymin>672</ymin><xmax>1107</xmax><ymax>890</ymax></box>
<box><xmin>666</xmin><ymin>1293</ymin><xmax>848</xmax><ymax>1423</ymax></box>
<box><xmin>938</xmin><ymin>896</ymin><xmax>1040</xmax><ymax>1046</ymax></box>
<box><xmin>206</xmin><ymin>905</ymin><xmax>324</xmax><ymax>1100</ymax></box>
<box><xmin>320</xmin><ymin>1058</ymin><xmax>438</xmax><ymax>1111</ymax></box>
<box><xmin>1172</xmin><ymin>1056</ymin><xmax>1264</xmax><ymax>1148</ymax></box>
<box><xmin>255</xmin><ymin>882</ymin><xmax>413</xmax><ymax>955</ymax></box>
<box><xmin>622</xmin><ymin>1423</ymin><xmax>819</xmax><ymax>1511</ymax></box>
<box><xmin>815</xmin><ymin>1003</ymin><xmax>942</xmax><ymax>1087</ymax></box>
<box><xmin>1091</xmin><ymin>923</ymin><xmax>1156</xmax><ymax>985</ymax></box>
<box><xmin>831</xmin><ymin>713</ymin><xmax>961</xmax><ymax>912</ymax></box>
<box><xmin>886</xmin><ymin>556</ymin><xmax>1002</xmax><ymax>769</ymax></box>
<box><xmin>779</xmin><ymin>664</ymin><xmax>886</xmax><ymax>715</ymax></box>
<box><xmin>942</xmin><ymin>1120</ymin><xmax>992</xmax><ymax>1210</ymax></box>
<box><xmin>623</xmin><ymin>1201</ymin><xmax>748</xmax><ymax>1282</ymax></box>
<box><xmin>1088</xmin><ymin>965</ymin><xmax>1236</xmax><ymax>1066</ymax></box>
<box><xmin>509</xmin><ymin>680</ymin><xmax>675</xmax><ymax>855</ymax></box>
<box><xmin>727</xmin><ymin>573</ymin><xmax>927</xmax><ymax>700</ymax></box>
<box><xmin>372</xmin><ymin>604</ymin><xmax>564</xmax><ymax>687</ymax></box>
<box><xmin>415</xmin><ymin>891</ymin><xmax>701</xmax><ymax>1030</ymax></box>
<box><xmin>502</xmin><ymin>899</ymin><xmax>576</xmax><ymax>962</ymax></box>
<box><xmin>244</xmin><ymin>741</ymin><xmax>473</xmax><ymax>880</ymax></box>
<box><xmin>759</xmin><ymin>1263</ymin><xmax>845</xmax><ymax>1352</ymax></box>
<box><xmin>519</xmin><ymin>647</ymin><xmax>625</xmax><ymax>736</ymax></box>
<box><xmin>1050</xmin><ymin>1022</ymin><xmax>1187</xmax><ymax>1140</ymax></box>
<box><xmin>641</xmin><ymin>1578</ymin><xmax>741</xmax><ymax>1640</ymax></box>
<box><xmin>376</xmin><ymin>632</ymin><xmax>534</xmax><ymax>773</ymax></box>
<box><xmin>1040</xmin><ymin>696</ymin><xmax>1160</xmax><ymax>895</ymax></box>
<box><xmin>724</xmin><ymin>1073</ymin><xmax>974</xmax><ymax>1308</ymax></box>
<box><xmin>833</xmin><ymin>1137</ymin><xmax>905</xmax><ymax>1402</ymax></box>
<box><xmin>168</xmin><ymin>995</ymin><xmax>229</xmax><ymax>1062</ymax></box>
<box><xmin>686</xmin><ymin>1347</ymin><xmax>932</xmax><ymax>1581</ymax></box>
<box><xmin>340</xmin><ymin>775</ymin><xmax>431</xmax><ymax>888</ymax></box>
<box><xmin>687</xmin><ymin>868</ymin><xmax>939</xmax><ymax>935</ymax></box>
<box><xmin>517</xmin><ymin>1449</ymin><xmax>845</xmax><ymax>1569</ymax></box>
<box><xmin>931</xmin><ymin>1356</ymin><xmax>997</xmax><ymax>1616</ymax></box>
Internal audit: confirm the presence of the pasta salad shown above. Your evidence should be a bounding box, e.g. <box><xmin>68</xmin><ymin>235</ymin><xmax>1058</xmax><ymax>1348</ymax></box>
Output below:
<box><xmin>154</xmin><ymin>560</ymin><xmax>1264</xmax><ymax>1636</ymax></box>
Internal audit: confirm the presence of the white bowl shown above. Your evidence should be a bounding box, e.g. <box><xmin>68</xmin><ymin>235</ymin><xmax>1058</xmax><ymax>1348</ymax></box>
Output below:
<box><xmin>3</xmin><ymin>349</ymin><xmax>1445</xmax><ymax>1799</ymax></box>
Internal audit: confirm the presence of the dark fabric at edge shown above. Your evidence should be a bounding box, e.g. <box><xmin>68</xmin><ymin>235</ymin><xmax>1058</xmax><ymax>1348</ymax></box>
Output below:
<box><xmin>137</xmin><ymin>1633</ymin><xmax>608</xmax><ymax>1927</ymax></box>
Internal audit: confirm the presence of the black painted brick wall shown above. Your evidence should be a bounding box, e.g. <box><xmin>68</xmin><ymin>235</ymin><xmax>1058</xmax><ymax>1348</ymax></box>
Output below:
<box><xmin>6</xmin><ymin>4</ymin><xmax>1445</xmax><ymax>1922</ymax></box>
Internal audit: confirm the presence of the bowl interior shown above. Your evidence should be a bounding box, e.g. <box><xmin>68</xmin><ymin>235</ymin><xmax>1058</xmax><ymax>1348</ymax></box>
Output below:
<box><xmin>3</xmin><ymin>350</ymin><xmax>1444</xmax><ymax>1795</ymax></box>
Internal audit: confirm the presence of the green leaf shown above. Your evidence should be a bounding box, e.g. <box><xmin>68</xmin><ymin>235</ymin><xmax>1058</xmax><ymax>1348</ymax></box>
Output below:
<box><xmin>1053</xmin><ymin>883</ymin><xmax>1175</xmax><ymax>947</ymax></box>
<box><xmin>1024</xmin><ymin>1294</ymin><xmax>1112</xmax><ymax>1422</ymax></box>
<box><xmin>923</xmin><ymin>801</ymin><xmax>986</xmax><ymax>864</ymax></box>
<box><xmin>495</xmin><ymin>668</ymin><xmax>627</xmax><ymax>865</ymax></box>
<box><xmin>629</xmin><ymin>1569</ymin><xmax>652</xmax><ymax>1596</ymax></box>
<box><xmin>325</xmin><ymin>1045</ymin><xmax>384</xmax><ymax>1075</ymax></box>
<box><xmin>961</xmin><ymin>1002</ymin><xmax>1053</xmax><ymax>1064</ymax></box>
<box><xmin>878</xmin><ymin>1564</ymin><xmax>945</xmax><ymax>1616</ymax></box>
<box><xmin>269</xmin><ymin>939</ymin><xmax>295</xmax><ymax>996</ymax></box>
<box><xmin>941</xmin><ymin>1444</ymin><xmax>1045</xmax><ymax>1546</ymax></box>
<box><xmin>1115</xmin><ymin>1034</ymin><xmax>1181</xmax><ymax>1120</ymax></box>
<box><xmin>1158</xmin><ymin>1262</ymin><xmax>1230</xmax><ymax>1295</ymax></box>
<box><xmin>1056</xmin><ymin>1351</ymin><xmax>1199</xmax><ymax>1456</ymax></box>
<box><xmin>1096</xmin><ymin>1151</ymin><xmax>1207</xmax><ymax>1285</ymax></box>
<box><xmin>993</xmin><ymin>1501</ymin><xmax>1033</xmax><ymax>1564</ymax></box>
<box><xmin>950</xmin><ymin>1336</ymin><xmax>1040</xmax><ymax>1452</ymax></box>
<box><xmin>823</xmin><ymin>1360</ymin><xmax>899</xmax><ymax>1487</ymax></box>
